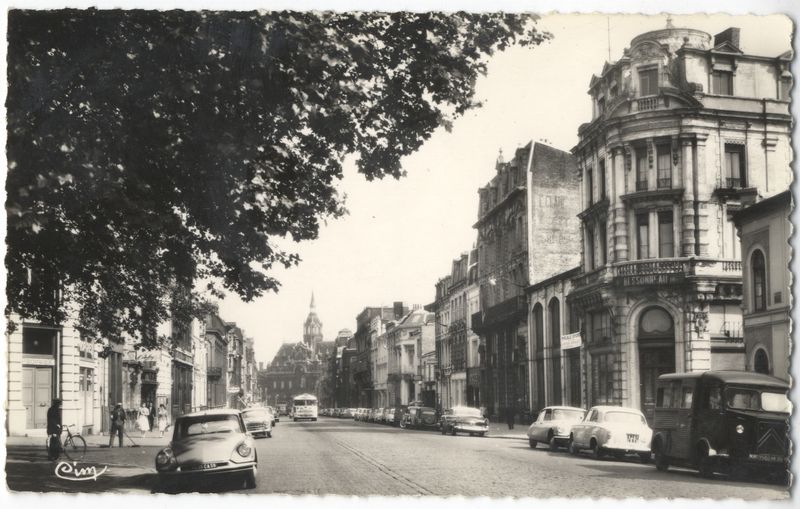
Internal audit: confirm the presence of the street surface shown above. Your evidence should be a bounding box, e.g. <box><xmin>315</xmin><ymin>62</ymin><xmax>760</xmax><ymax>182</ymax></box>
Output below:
<box><xmin>5</xmin><ymin>417</ymin><xmax>790</xmax><ymax>498</ymax></box>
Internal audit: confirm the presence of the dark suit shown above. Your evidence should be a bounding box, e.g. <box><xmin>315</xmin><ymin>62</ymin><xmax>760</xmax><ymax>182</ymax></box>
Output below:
<box><xmin>46</xmin><ymin>405</ymin><xmax>61</xmax><ymax>460</ymax></box>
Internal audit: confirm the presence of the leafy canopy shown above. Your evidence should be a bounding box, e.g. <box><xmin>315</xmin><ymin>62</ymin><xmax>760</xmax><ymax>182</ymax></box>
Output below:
<box><xmin>6</xmin><ymin>9</ymin><xmax>550</xmax><ymax>348</ymax></box>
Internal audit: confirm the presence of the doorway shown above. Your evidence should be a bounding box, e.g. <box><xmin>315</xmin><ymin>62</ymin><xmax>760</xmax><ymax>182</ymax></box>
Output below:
<box><xmin>23</xmin><ymin>366</ymin><xmax>53</xmax><ymax>429</ymax></box>
<box><xmin>638</xmin><ymin>307</ymin><xmax>675</xmax><ymax>423</ymax></box>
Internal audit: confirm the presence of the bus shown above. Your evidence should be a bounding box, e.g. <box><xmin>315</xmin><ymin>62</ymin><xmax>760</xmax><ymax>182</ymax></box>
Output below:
<box><xmin>292</xmin><ymin>393</ymin><xmax>318</xmax><ymax>421</ymax></box>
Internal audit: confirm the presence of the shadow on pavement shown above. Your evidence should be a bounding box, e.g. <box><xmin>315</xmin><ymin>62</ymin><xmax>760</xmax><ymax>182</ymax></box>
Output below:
<box><xmin>582</xmin><ymin>461</ymin><xmax>789</xmax><ymax>487</ymax></box>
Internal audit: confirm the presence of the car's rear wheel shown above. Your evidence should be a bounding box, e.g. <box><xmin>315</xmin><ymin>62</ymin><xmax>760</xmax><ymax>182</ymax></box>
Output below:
<box><xmin>568</xmin><ymin>438</ymin><xmax>579</xmax><ymax>456</ymax></box>
<box><xmin>529</xmin><ymin>438</ymin><xmax>538</xmax><ymax>449</ymax></box>
<box><xmin>591</xmin><ymin>439</ymin><xmax>604</xmax><ymax>459</ymax></box>
<box><xmin>478</xmin><ymin>432</ymin><xmax>485</xmax><ymax>437</ymax></box>
<box><xmin>267</xmin><ymin>431</ymin><xmax>272</xmax><ymax>438</ymax></box>
<box><xmin>450</xmin><ymin>426</ymin><xmax>457</xmax><ymax>436</ymax></box>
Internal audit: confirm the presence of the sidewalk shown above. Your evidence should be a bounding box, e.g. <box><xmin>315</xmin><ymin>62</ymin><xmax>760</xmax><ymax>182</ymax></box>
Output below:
<box><xmin>7</xmin><ymin>430</ymin><xmax>171</xmax><ymax>448</ymax></box>
<box><xmin>5</xmin><ymin>435</ymin><xmax>162</xmax><ymax>493</ymax></box>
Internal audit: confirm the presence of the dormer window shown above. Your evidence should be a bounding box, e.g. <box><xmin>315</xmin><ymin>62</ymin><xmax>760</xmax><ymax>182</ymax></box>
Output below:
<box><xmin>597</xmin><ymin>96</ymin><xmax>606</xmax><ymax>115</ymax></box>
<box><xmin>639</xmin><ymin>67</ymin><xmax>659</xmax><ymax>96</ymax></box>
<box><xmin>712</xmin><ymin>70</ymin><xmax>733</xmax><ymax>95</ymax></box>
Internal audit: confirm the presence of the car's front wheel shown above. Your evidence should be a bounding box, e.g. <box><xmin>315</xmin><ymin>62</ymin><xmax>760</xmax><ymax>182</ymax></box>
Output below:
<box><xmin>548</xmin><ymin>432</ymin><xmax>559</xmax><ymax>451</ymax></box>
<box><xmin>529</xmin><ymin>438</ymin><xmax>538</xmax><ymax>449</ymax></box>
<box><xmin>653</xmin><ymin>444</ymin><xmax>670</xmax><ymax>472</ymax></box>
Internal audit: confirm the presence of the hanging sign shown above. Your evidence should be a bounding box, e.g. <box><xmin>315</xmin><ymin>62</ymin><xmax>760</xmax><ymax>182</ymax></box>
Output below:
<box><xmin>560</xmin><ymin>332</ymin><xmax>582</xmax><ymax>350</ymax></box>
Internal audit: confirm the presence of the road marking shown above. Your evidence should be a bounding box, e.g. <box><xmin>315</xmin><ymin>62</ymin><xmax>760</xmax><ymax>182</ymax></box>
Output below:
<box><xmin>333</xmin><ymin>439</ymin><xmax>434</xmax><ymax>495</ymax></box>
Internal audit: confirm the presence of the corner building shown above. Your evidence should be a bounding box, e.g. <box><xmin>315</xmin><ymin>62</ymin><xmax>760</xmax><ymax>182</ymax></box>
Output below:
<box><xmin>569</xmin><ymin>26</ymin><xmax>792</xmax><ymax>422</ymax></box>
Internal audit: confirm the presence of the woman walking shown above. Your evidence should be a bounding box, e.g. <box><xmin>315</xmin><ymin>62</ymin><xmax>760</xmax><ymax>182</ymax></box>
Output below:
<box><xmin>137</xmin><ymin>402</ymin><xmax>150</xmax><ymax>438</ymax></box>
<box><xmin>157</xmin><ymin>404</ymin><xmax>169</xmax><ymax>438</ymax></box>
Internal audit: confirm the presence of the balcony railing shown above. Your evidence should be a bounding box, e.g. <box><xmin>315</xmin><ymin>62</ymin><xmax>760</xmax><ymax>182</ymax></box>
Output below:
<box><xmin>636</xmin><ymin>180</ymin><xmax>648</xmax><ymax>191</ymax></box>
<box><xmin>724</xmin><ymin>177</ymin><xmax>744</xmax><ymax>189</ymax></box>
<box><xmin>638</xmin><ymin>96</ymin><xmax>659</xmax><ymax>111</ymax></box>
<box><xmin>573</xmin><ymin>258</ymin><xmax>744</xmax><ymax>290</ymax></box>
<box><xmin>657</xmin><ymin>177</ymin><xmax>672</xmax><ymax>189</ymax></box>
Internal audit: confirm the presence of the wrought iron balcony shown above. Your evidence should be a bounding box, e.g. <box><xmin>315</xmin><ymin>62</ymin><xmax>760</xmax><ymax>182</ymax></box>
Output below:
<box><xmin>657</xmin><ymin>177</ymin><xmax>672</xmax><ymax>189</ymax></box>
<box><xmin>636</xmin><ymin>180</ymin><xmax>648</xmax><ymax>191</ymax></box>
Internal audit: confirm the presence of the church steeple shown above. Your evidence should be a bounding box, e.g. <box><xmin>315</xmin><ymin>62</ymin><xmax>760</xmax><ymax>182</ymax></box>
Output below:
<box><xmin>303</xmin><ymin>291</ymin><xmax>323</xmax><ymax>350</ymax></box>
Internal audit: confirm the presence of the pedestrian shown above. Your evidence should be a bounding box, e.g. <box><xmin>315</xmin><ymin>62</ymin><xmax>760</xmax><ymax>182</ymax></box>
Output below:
<box><xmin>506</xmin><ymin>405</ymin><xmax>515</xmax><ymax>430</ymax></box>
<box><xmin>46</xmin><ymin>398</ymin><xmax>62</xmax><ymax>460</ymax></box>
<box><xmin>137</xmin><ymin>402</ymin><xmax>150</xmax><ymax>438</ymax></box>
<box><xmin>108</xmin><ymin>403</ymin><xmax>126</xmax><ymax>447</ymax></box>
<box><xmin>157</xmin><ymin>404</ymin><xmax>169</xmax><ymax>438</ymax></box>
<box><xmin>148</xmin><ymin>402</ymin><xmax>156</xmax><ymax>431</ymax></box>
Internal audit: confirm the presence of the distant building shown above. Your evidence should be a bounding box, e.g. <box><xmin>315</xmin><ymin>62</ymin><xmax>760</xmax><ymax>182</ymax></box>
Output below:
<box><xmin>387</xmin><ymin>307</ymin><xmax>435</xmax><ymax>407</ymax></box>
<box><xmin>472</xmin><ymin>141</ymin><xmax>578</xmax><ymax>422</ymax></box>
<box><xmin>261</xmin><ymin>297</ymin><xmax>326</xmax><ymax>407</ymax></box>
<box><xmin>733</xmin><ymin>190</ymin><xmax>791</xmax><ymax>381</ymax></box>
<box><xmin>205</xmin><ymin>312</ymin><xmax>229</xmax><ymax>409</ymax></box>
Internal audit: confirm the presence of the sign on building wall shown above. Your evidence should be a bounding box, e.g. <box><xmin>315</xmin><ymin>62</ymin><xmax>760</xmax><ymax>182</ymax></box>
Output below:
<box><xmin>561</xmin><ymin>332</ymin><xmax>581</xmax><ymax>350</ymax></box>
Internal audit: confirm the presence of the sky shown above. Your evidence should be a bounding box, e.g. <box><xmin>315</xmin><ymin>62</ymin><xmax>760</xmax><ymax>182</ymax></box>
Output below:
<box><xmin>207</xmin><ymin>11</ymin><xmax>793</xmax><ymax>366</ymax></box>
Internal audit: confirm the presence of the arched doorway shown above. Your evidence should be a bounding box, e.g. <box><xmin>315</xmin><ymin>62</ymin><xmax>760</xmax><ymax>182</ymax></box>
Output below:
<box><xmin>638</xmin><ymin>306</ymin><xmax>675</xmax><ymax>423</ymax></box>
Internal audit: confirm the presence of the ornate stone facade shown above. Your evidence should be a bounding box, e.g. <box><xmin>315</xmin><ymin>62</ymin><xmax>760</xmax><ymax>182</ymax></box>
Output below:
<box><xmin>570</xmin><ymin>25</ymin><xmax>791</xmax><ymax>422</ymax></box>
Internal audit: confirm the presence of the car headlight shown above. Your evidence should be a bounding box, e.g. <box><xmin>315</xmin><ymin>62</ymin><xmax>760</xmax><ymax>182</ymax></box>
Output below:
<box><xmin>155</xmin><ymin>448</ymin><xmax>177</xmax><ymax>471</ymax></box>
<box><xmin>236</xmin><ymin>441</ymin><xmax>253</xmax><ymax>458</ymax></box>
<box><xmin>735</xmin><ymin>424</ymin><xmax>744</xmax><ymax>434</ymax></box>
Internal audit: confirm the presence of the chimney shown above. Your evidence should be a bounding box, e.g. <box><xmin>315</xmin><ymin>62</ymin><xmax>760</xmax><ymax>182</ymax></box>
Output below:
<box><xmin>393</xmin><ymin>301</ymin><xmax>404</xmax><ymax>319</ymax></box>
<box><xmin>714</xmin><ymin>28</ymin><xmax>740</xmax><ymax>49</ymax></box>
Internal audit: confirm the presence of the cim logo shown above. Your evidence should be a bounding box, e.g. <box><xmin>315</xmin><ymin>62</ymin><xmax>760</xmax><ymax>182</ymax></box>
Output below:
<box><xmin>55</xmin><ymin>461</ymin><xmax>108</xmax><ymax>481</ymax></box>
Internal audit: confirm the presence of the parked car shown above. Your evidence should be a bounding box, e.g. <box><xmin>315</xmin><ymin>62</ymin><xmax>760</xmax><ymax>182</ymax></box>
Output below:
<box><xmin>155</xmin><ymin>409</ymin><xmax>257</xmax><ymax>490</ymax></box>
<box><xmin>241</xmin><ymin>407</ymin><xmax>273</xmax><ymax>438</ymax></box>
<box><xmin>277</xmin><ymin>403</ymin><xmax>288</xmax><ymax>416</ymax></box>
<box><xmin>341</xmin><ymin>408</ymin><xmax>353</xmax><ymax>418</ymax></box>
<box><xmin>265</xmin><ymin>406</ymin><xmax>279</xmax><ymax>424</ymax></box>
<box><xmin>401</xmin><ymin>405</ymin><xmax>439</xmax><ymax>430</ymax></box>
<box><xmin>385</xmin><ymin>408</ymin><xmax>395</xmax><ymax>425</ymax></box>
<box><xmin>527</xmin><ymin>406</ymin><xmax>586</xmax><ymax>450</ymax></box>
<box><xmin>569</xmin><ymin>406</ymin><xmax>652</xmax><ymax>462</ymax></box>
<box><xmin>650</xmin><ymin>371</ymin><xmax>791</xmax><ymax>479</ymax></box>
<box><xmin>440</xmin><ymin>406</ymin><xmax>489</xmax><ymax>437</ymax></box>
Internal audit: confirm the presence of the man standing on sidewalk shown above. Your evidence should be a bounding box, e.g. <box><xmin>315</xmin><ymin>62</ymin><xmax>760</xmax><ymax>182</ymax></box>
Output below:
<box><xmin>108</xmin><ymin>403</ymin><xmax>126</xmax><ymax>447</ymax></box>
<box><xmin>506</xmin><ymin>405</ymin><xmax>515</xmax><ymax>430</ymax></box>
<box><xmin>46</xmin><ymin>398</ymin><xmax>62</xmax><ymax>460</ymax></box>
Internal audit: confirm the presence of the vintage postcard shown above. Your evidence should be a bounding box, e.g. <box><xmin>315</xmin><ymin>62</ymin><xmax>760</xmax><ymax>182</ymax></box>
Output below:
<box><xmin>2</xmin><ymin>1</ymin><xmax>795</xmax><ymax>505</ymax></box>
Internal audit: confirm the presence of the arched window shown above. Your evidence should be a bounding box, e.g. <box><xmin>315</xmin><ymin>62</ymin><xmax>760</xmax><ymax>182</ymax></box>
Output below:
<box><xmin>549</xmin><ymin>298</ymin><xmax>561</xmax><ymax>348</ymax></box>
<box><xmin>751</xmin><ymin>250</ymin><xmax>767</xmax><ymax>312</ymax></box>
<box><xmin>754</xmin><ymin>348</ymin><xmax>770</xmax><ymax>374</ymax></box>
<box><xmin>533</xmin><ymin>304</ymin><xmax>544</xmax><ymax>353</ymax></box>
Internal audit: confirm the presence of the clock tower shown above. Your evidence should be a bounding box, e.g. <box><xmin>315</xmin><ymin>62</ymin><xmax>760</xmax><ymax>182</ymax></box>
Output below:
<box><xmin>303</xmin><ymin>292</ymin><xmax>323</xmax><ymax>350</ymax></box>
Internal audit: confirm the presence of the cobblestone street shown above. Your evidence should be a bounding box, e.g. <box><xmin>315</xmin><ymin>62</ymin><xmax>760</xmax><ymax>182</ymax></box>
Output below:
<box><xmin>5</xmin><ymin>418</ymin><xmax>789</xmax><ymax>498</ymax></box>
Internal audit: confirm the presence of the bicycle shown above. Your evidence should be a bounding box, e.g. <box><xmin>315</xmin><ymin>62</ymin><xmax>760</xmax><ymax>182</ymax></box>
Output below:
<box><xmin>47</xmin><ymin>424</ymin><xmax>87</xmax><ymax>461</ymax></box>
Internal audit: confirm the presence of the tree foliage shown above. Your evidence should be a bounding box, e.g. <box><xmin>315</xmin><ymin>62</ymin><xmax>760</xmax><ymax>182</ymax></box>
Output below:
<box><xmin>6</xmin><ymin>9</ymin><xmax>550</xmax><ymax>348</ymax></box>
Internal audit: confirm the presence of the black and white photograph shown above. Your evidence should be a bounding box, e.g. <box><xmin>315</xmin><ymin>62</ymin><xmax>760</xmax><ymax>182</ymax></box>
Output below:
<box><xmin>2</xmin><ymin>0</ymin><xmax>796</xmax><ymax>504</ymax></box>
